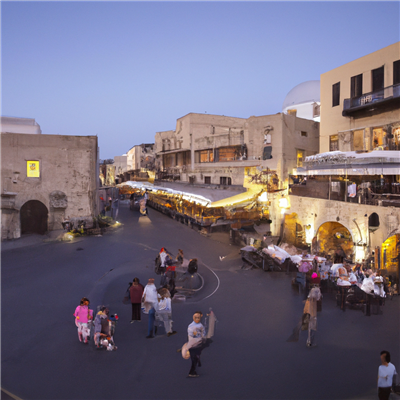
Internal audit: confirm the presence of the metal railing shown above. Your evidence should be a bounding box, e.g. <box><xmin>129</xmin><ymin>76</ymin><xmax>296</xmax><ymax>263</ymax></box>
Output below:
<box><xmin>343</xmin><ymin>83</ymin><xmax>400</xmax><ymax>113</ymax></box>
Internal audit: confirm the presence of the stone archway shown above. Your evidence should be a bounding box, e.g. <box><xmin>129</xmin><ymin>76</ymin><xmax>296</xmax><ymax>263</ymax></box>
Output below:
<box><xmin>20</xmin><ymin>200</ymin><xmax>48</xmax><ymax>235</ymax></box>
<box><xmin>316</xmin><ymin>221</ymin><xmax>353</xmax><ymax>260</ymax></box>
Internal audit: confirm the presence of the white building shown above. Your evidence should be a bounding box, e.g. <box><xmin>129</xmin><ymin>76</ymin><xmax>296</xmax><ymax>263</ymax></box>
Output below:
<box><xmin>1</xmin><ymin>116</ymin><xmax>42</xmax><ymax>134</ymax></box>
<box><xmin>282</xmin><ymin>80</ymin><xmax>321</xmax><ymax>122</ymax></box>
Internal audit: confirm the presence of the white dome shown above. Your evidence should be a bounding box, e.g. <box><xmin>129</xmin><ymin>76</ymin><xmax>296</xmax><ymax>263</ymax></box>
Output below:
<box><xmin>282</xmin><ymin>80</ymin><xmax>320</xmax><ymax>110</ymax></box>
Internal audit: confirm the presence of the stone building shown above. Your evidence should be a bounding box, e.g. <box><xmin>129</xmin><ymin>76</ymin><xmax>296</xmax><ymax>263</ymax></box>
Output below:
<box><xmin>277</xmin><ymin>42</ymin><xmax>400</xmax><ymax>268</ymax></box>
<box><xmin>320</xmin><ymin>41</ymin><xmax>400</xmax><ymax>153</ymax></box>
<box><xmin>127</xmin><ymin>143</ymin><xmax>155</xmax><ymax>170</ymax></box>
<box><xmin>154</xmin><ymin>112</ymin><xmax>319</xmax><ymax>188</ymax></box>
<box><xmin>116</xmin><ymin>143</ymin><xmax>155</xmax><ymax>182</ymax></box>
<box><xmin>114</xmin><ymin>155</ymin><xmax>128</xmax><ymax>178</ymax></box>
<box><xmin>1</xmin><ymin>117</ymin><xmax>99</xmax><ymax>239</ymax></box>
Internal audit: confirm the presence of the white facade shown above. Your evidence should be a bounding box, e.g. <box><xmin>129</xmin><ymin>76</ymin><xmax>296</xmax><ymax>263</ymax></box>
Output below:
<box><xmin>1</xmin><ymin>116</ymin><xmax>42</xmax><ymax>135</ymax></box>
<box><xmin>282</xmin><ymin>80</ymin><xmax>321</xmax><ymax>122</ymax></box>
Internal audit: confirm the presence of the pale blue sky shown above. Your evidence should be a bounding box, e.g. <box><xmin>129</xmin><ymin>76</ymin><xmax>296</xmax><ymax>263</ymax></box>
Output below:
<box><xmin>2</xmin><ymin>1</ymin><xmax>399</xmax><ymax>159</ymax></box>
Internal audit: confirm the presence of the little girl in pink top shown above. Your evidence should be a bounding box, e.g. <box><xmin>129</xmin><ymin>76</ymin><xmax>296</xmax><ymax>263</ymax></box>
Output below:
<box><xmin>74</xmin><ymin>297</ymin><xmax>93</xmax><ymax>344</ymax></box>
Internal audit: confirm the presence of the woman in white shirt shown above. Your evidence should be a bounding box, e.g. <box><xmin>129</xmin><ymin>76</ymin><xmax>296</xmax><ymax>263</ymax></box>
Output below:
<box><xmin>155</xmin><ymin>288</ymin><xmax>176</xmax><ymax>337</ymax></box>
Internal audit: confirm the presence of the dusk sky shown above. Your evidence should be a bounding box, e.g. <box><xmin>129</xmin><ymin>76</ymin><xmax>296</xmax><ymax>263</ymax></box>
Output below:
<box><xmin>2</xmin><ymin>1</ymin><xmax>399</xmax><ymax>159</ymax></box>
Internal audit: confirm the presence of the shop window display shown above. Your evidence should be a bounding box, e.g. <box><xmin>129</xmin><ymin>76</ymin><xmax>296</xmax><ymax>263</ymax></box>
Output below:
<box><xmin>390</xmin><ymin>127</ymin><xmax>400</xmax><ymax>150</ymax></box>
<box><xmin>296</xmin><ymin>149</ymin><xmax>304</xmax><ymax>167</ymax></box>
<box><xmin>372</xmin><ymin>127</ymin><xmax>386</xmax><ymax>150</ymax></box>
<box><xmin>330</xmin><ymin>135</ymin><xmax>339</xmax><ymax>151</ymax></box>
<box><xmin>353</xmin><ymin>130</ymin><xmax>365</xmax><ymax>151</ymax></box>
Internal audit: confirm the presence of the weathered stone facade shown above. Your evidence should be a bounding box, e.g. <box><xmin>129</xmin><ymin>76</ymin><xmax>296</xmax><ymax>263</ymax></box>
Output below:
<box><xmin>1</xmin><ymin>133</ymin><xmax>99</xmax><ymax>239</ymax></box>
<box><xmin>127</xmin><ymin>143</ymin><xmax>155</xmax><ymax>171</ymax></box>
<box><xmin>268</xmin><ymin>194</ymin><xmax>400</xmax><ymax>262</ymax></box>
<box><xmin>155</xmin><ymin>112</ymin><xmax>319</xmax><ymax>188</ymax></box>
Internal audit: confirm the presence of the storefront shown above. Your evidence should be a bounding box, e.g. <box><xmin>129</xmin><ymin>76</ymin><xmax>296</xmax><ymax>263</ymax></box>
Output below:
<box><xmin>381</xmin><ymin>234</ymin><xmax>400</xmax><ymax>279</ymax></box>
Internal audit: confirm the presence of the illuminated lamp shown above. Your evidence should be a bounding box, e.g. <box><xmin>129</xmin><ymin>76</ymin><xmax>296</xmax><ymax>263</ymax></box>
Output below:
<box><xmin>258</xmin><ymin>192</ymin><xmax>268</xmax><ymax>202</ymax></box>
<box><xmin>278</xmin><ymin>197</ymin><xmax>289</xmax><ymax>208</ymax></box>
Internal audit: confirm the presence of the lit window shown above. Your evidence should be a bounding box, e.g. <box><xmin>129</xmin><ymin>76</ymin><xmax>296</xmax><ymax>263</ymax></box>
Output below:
<box><xmin>330</xmin><ymin>135</ymin><xmax>339</xmax><ymax>151</ymax></box>
<box><xmin>353</xmin><ymin>129</ymin><xmax>365</xmax><ymax>151</ymax></box>
<box><xmin>372</xmin><ymin>127</ymin><xmax>385</xmax><ymax>149</ymax></box>
<box><xmin>296</xmin><ymin>150</ymin><xmax>304</xmax><ymax>167</ymax></box>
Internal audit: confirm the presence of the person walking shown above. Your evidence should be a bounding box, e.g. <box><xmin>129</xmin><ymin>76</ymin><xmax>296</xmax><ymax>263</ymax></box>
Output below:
<box><xmin>142</xmin><ymin>278</ymin><xmax>158</xmax><ymax>338</ymax></box>
<box><xmin>129</xmin><ymin>277</ymin><xmax>144</xmax><ymax>323</ymax></box>
<box><xmin>73</xmin><ymin>297</ymin><xmax>93</xmax><ymax>344</ymax></box>
<box><xmin>377</xmin><ymin>350</ymin><xmax>397</xmax><ymax>400</ymax></box>
<box><xmin>155</xmin><ymin>288</ymin><xmax>177</xmax><ymax>337</ymax></box>
<box><xmin>184</xmin><ymin>312</ymin><xmax>213</xmax><ymax>378</ymax></box>
<box><xmin>304</xmin><ymin>286</ymin><xmax>321</xmax><ymax>347</ymax></box>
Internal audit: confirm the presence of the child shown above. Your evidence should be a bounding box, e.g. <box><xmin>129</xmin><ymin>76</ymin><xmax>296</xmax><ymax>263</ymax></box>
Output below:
<box><xmin>73</xmin><ymin>297</ymin><xmax>93</xmax><ymax>344</ymax></box>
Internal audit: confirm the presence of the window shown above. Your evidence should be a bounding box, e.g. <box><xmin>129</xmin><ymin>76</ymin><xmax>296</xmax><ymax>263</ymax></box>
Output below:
<box><xmin>204</xmin><ymin>176</ymin><xmax>211</xmax><ymax>184</ymax></box>
<box><xmin>372</xmin><ymin>66</ymin><xmax>384</xmax><ymax>91</ymax></box>
<box><xmin>262</xmin><ymin>146</ymin><xmax>272</xmax><ymax>160</ymax></box>
<box><xmin>393</xmin><ymin>127</ymin><xmax>400</xmax><ymax>150</ymax></box>
<box><xmin>177</xmin><ymin>151</ymin><xmax>191</xmax><ymax>166</ymax></box>
<box><xmin>372</xmin><ymin>127</ymin><xmax>385</xmax><ymax>149</ymax></box>
<box><xmin>329</xmin><ymin>135</ymin><xmax>339</xmax><ymax>151</ymax></box>
<box><xmin>351</xmin><ymin>74</ymin><xmax>362</xmax><ymax>98</ymax></box>
<box><xmin>301</xmin><ymin>131</ymin><xmax>307</xmax><ymax>137</ymax></box>
<box><xmin>287</xmin><ymin>109</ymin><xmax>297</xmax><ymax>116</ymax></box>
<box><xmin>163</xmin><ymin>154</ymin><xmax>176</xmax><ymax>167</ymax></box>
<box><xmin>369</xmin><ymin>213</ymin><xmax>380</xmax><ymax>229</ymax></box>
<box><xmin>220</xmin><ymin>177</ymin><xmax>232</xmax><ymax>185</ymax></box>
<box><xmin>332</xmin><ymin>82</ymin><xmax>340</xmax><ymax>107</ymax></box>
<box><xmin>296</xmin><ymin>150</ymin><xmax>304</xmax><ymax>167</ymax></box>
<box><xmin>353</xmin><ymin>129</ymin><xmax>364</xmax><ymax>151</ymax></box>
<box><xmin>196</xmin><ymin>149</ymin><xmax>214</xmax><ymax>163</ymax></box>
<box><xmin>215</xmin><ymin>146</ymin><xmax>240</xmax><ymax>162</ymax></box>
<box><xmin>394</xmin><ymin>60</ymin><xmax>400</xmax><ymax>85</ymax></box>
<box><xmin>313</xmin><ymin>103</ymin><xmax>320</xmax><ymax>118</ymax></box>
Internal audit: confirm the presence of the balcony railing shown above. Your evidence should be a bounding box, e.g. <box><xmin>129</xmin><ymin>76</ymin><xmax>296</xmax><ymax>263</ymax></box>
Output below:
<box><xmin>289</xmin><ymin>179</ymin><xmax>400</xmax><ymax>208</ymax></box>
<box><xmin>343</xmin><ymin>84</ymin><xmax>400</xmax><ymax>116</ymax></box>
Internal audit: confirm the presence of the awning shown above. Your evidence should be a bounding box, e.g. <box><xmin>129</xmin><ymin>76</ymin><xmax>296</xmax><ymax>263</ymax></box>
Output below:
<box><xmin>208</xmin><ymin>189</ymin><xmax>261</xmax><ymax>208</ymax></box>
<box><xmin>305</xmin><ymin>166</ymin><xmax>400</xmax><ymax>175</ymax></box>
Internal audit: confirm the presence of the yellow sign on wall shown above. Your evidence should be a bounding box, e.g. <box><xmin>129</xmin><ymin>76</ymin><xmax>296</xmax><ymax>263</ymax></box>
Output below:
<box><xmin>27</xmin><ymin>161</ymin><xmax>40</xmax><ymax>177</ymax></box>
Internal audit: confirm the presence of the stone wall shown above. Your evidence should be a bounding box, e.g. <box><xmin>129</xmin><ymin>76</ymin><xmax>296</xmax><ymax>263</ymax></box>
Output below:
<box><xmin>1</xmin><ymin>133</ymin><xmax>98</xmax><ymax>239</ymax></box>
<box><xmin>269</xmin><ymin>193</ymin><xmax>400</xmax><ymax>261</ymax></box>
<box><xmin>155</xmin><ymin>113</ymin><xmax>319</xmax><ymax>187</ymax></box>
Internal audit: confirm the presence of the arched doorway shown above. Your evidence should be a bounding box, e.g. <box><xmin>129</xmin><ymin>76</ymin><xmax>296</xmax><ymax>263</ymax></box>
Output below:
<box><xmin>20</xmin><ymin>200</ymin><xmax>48</xmax><ymax>235</ymax></box>
<box><xmin>316</xmin><ymin>222</ymin><xmax>353</xmax><ymax>260</ymax></box>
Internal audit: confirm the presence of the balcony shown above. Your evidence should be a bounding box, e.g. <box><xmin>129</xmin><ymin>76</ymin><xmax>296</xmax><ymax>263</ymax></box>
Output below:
<box><xmin>342</xmin><ymin>84</ymin><xmax>400</xmax><ymax>116</ymax></box>
<box><xmin>289</xmin><ymin>178</ymin><xmax>400</xmax><ymax>208</ymax></box>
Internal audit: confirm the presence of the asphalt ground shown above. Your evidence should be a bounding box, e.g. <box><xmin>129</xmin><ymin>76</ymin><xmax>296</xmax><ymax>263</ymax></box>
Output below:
<box><xmin>1</xmin><ymin>201</ymin><xmax>399</xmax><ymax>400</ymax></box>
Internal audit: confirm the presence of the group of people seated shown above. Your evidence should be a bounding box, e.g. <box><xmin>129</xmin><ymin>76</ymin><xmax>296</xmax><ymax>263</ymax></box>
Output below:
<box><xmin>332</xmin><ymin>261</ymin><xmax>393</xmax><ymax>299</ymax></box>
